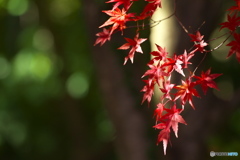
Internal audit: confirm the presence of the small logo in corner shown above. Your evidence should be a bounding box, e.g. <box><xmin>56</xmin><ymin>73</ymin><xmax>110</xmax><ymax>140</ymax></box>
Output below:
<box><xmin>210</xmin><ymin>151</ymin><xmax>215</xmax><ymax>157</ymax></box>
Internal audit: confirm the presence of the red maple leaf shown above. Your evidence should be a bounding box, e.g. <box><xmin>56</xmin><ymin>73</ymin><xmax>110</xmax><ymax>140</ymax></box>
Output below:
<box><xmin>174</xmin><ymin>78</ymin><xmax>200</xmax><ymax>109</ymax></box>
<box><xmin>163</xmin><ymin>55</ymin><xmax>185</xmax><ymax>76</ymax></box>
<box><xmin>154</xmin><ymin>103</ymin><xmax>164</xmax><ymax>120</ymax></box>
<box><xmin>226</xmin><ymin>33</ymin><xmax>240</xmax><ymax>62</ymax></box>
<box><xmin>189</xmin><ymin>31</ymin><xmax>204</xmax><ymax>42</ymax></box>
<box><xmin>170</xmin><ymin>110</ymin><xmax>186</xmax><ymax>138</ymax></box>
<box><xmin>106</xmin><ymin>0</ymin><xmax>138</xmax><ymax>10</ymax></box>
<box><xmin>163</xmin><ymin>104</ymin><xmax>187</xmax><ymax>138</ymax></box>
<box><xmin>146</xmin><ymin>0</ymin><xmax>162</xmax><ymax>7</ymax></box>
<box><xmin>156</xmin><ymin>129</ymin><xmax>169</xmax><ymax>155</ymax></box>
<box><xmin>189</xmin><ymin>31</ymin><xmax>208</xmax><ymax>53</ymax></box>
<box><xmin>153</xmin><ymin>104</ymin><xmax>186</xmax><ymax>155</ymax></box>
<box><xmin>195</xmin><ymin>40</ymin><xmax>208</xmax><ymax>53</ymax></box>
<box><xmin>99</xmin><ymin>8</ymin><xmax>135</xmax><ymax>33</ymax></box>
<box><xmin>142</xmin><ymin>61</ymin><xmax>168</xmax><ymax>85</ymax></box>
<box><xmin>140</xmin><ymin>0</ymin><xmax>162</xmax><ymax>18</ymax></box>
<box><xmin>118</xmin><ymin>33</ymin><xmax>147</xmax><ymax>64</ymax></box>
<box><xmin>94</xmin><ymin>28</ymin><xmax>111</xmax><ymax>46</ymax></box>
<box><xmin>220</xmin><ymin>14</ymin><xmax>240</xmax><ymax>31</ymax></box>
<box><xmin>228</xmin><ymin>0</ymin><xmax>240</xmax><ymax>13</ymax></box>
<box><xmin>141</xmin><ymin>79</ymin><xmax>155</xmax><ymax>104</ymax></box>
<box><xmin>150</xmin><ymin>44</ymin><xmax>168</xmax><ymax>62</ymax></box>
<box><xmin>178</xmin><ymin>49</ymin><xmax>196</xmax><ymax>68</ymax></box>
<box><xmin>160</xmin><ymin>76</ymin><xmax>174</xmax><ymax>100</ymax></box>
<box><xmin>194</xmin><ymin>68</ymin><xmax>222</xmax><ymax>94</ymax></box>
<box><xmin>153</xmin><ymin>122</ymin><xmax>166</xmax><ymax>130</ymax></box>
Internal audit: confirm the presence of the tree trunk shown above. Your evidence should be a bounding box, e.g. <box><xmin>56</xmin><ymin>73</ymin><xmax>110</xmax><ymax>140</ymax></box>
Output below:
<box><xmin>82</xmin><ymin>1</ymin><xmax>149</xmax><ymax>160</ymax></box>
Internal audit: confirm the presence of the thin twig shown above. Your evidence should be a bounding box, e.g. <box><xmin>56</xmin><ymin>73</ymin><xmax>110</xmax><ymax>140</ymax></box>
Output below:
<box><xmin>197</xmin><ymin>21</ymin><xmax>205</xmax><ymax>32</ymax></box>
<box><xmin>149</xmin><ymin>12</ymin><xmax>175</xmax><ymax>28</ymax></box>
<box><xmin>192</xmin><ymin>52</ymin><xmax>207</xmax><ymax>75</ymax></box>
<box><xmin>150</xmin><ymin>0</ymin><xmax>177</xmax><ymax>26</ymax></box>
<box><xmin>207</xmin><ymin>32</ymin><xmax>232</xmax><ymax>52</ymax></box>
<box><xmin>174</xmin><ymin>15</ymin><xmax>190</xmax><ymax>34</ymax></box>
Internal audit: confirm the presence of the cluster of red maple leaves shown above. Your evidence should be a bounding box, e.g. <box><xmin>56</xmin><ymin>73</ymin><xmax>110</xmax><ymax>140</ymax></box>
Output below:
<box><xmin>140</xmin><ymin>33</ymin><xmax>222</xmax><ymax>155</ymax></box>
<box><xmin>221</xmin><ymin>0</ymin><xmax>240</xmax><ymax>62</ymax></box>
<box><xmin>95</xmin><ymin>0</ymin><xmax>239</xmax><ymax>155</ymax></box>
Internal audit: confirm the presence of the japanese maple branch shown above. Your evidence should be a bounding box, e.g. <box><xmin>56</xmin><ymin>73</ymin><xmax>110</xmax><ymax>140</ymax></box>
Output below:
<box><xmin>150</xmin><ymin>1</ymin><xmax>177</xmax><ymax>28</ymax></box>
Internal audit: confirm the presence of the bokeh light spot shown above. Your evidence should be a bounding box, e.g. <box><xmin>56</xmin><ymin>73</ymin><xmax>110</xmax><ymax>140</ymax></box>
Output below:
<box><xmin>33</xmin><ymin>28</ymin><xmax>54</xmax><ymax>51</ymax></box>
<box><xmin>13</xmin><ymin>49</ymin><xmax>32</xmax><ymax>78</ymax></box>
<box><xmin>66</xmin><ymin>72</ymin><xmax>89</xmax><ymax>99</ymax></box>
<box><xmin>13</xmin><ymin>49</ymin><xmax>52</xmax><ymax>81</ymax></box>
<box><xmin>30</xmin><ymin>53</ymin><xmax>52</xmax><ymax>80</ymax></box>
<box><xmin>7</xmin><ymin>0</ymin><xmax>29</xmax><ymax>16</ymax></box>
<box><xmin>98</xmin><ymin>119</ymin><xmax>114</xmax><ymax>142</ymax></box>
<box><xmin>49</xmin><ymin>0</ymin><xmax>80</xmax><ymax>23</ymax></box>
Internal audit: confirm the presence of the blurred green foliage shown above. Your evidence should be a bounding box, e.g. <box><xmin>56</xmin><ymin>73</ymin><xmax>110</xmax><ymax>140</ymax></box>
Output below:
<box><xmin>0</xmin><ymin>0</ymin><xmax>115</xmax><ymax>159</ymax></box>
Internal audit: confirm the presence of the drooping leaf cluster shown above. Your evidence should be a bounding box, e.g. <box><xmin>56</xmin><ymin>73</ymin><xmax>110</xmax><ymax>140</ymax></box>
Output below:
<box><xmin>95</xmin><ymin>0</ymin><xmax>239</xmax><ymax>155</ymax></box>
<box><xmin>221</xmin><ymin>0</ymin><xmax>240</xmax><ymax>62</ymax></box>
